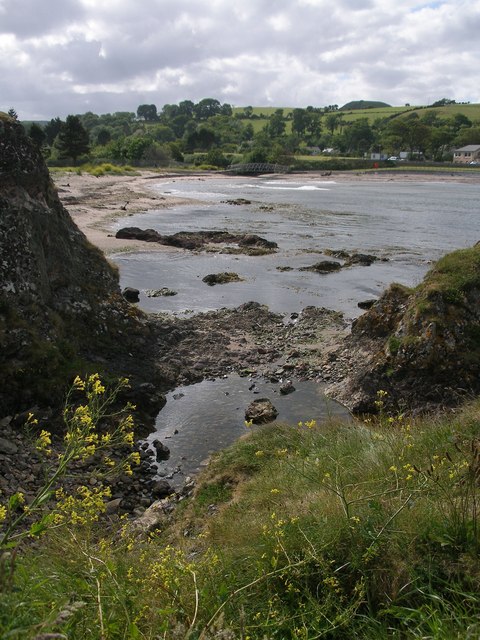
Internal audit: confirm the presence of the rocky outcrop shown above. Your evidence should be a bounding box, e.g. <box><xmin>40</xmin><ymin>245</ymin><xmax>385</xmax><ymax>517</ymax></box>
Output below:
<box><xmin>327</xmin><ymin>246</ymin><xmax>480</xmax><ymax>413</ymax></box>
<box><xmin>0</xmin><ymin>114</ymin><xmax>164</xmax><ymax>422</ymax></box>
<box><xmin>115</xmin><ymin>228</ymin><xmax>277</xmax><ymax>254</ymax></box>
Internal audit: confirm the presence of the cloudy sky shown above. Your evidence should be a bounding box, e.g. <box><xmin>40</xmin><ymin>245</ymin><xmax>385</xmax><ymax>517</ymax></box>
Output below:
<box><xmin>1</xmin><ymin>0</ymin><xmax>479</xmax><ymax>120</ymax></box>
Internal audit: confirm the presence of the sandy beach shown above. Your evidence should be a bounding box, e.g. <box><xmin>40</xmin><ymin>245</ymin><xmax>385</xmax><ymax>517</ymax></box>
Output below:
<box><xmin>53</xmin><ymin>169</ymin><xmax>480</xmax><ymax>254</ymax></box>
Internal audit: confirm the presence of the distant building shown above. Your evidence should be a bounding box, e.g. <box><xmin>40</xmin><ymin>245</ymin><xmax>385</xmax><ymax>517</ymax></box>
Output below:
<box><xmin>453</xmin><ymin>145</ymin><xmax>480</xmax><ymax>164</ymax></box>
<box><xmin>370</xmin><ymin>152</ymin><xmax>388</xmax><ymax>161</ymax></box>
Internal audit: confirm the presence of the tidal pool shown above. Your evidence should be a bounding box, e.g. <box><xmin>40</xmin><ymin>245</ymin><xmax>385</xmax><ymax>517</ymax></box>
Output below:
<box><xmin>142</xmin><ymin>375</ymin><xmax>351</xmax><ymax>488</ymax></box>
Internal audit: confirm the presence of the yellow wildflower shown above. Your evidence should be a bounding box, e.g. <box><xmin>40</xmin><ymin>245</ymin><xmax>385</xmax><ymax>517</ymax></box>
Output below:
<box><xmin>0</xmin><ymin>504</ymin><xmax>7</xmax><ymax>522</ymax></box>
<box><xmin>73</xmin><ymin>376</ymin><xmax>86</xmax><ymax>390</ymax></box>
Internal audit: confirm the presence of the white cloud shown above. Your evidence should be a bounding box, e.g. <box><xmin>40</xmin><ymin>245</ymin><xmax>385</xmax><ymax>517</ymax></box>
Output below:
<box><xmin>1</xmin><ymin>0</ymin><xmax>479</xmax><ymax>119</ymax></box>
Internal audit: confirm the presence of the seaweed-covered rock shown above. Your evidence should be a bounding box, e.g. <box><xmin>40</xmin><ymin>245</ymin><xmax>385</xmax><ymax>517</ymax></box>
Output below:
<box><xmin>202</xmin><ymin>272</ymin><xmax>243</xmax><ymax>286</ymax></box>
<box><xmin>300</xmin><ymin>261</ymin><xmax>342</xmax><ymax>273</ymax></box>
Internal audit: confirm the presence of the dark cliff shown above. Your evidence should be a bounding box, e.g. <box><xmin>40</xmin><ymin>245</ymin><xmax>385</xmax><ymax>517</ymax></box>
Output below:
<box><xmin>328</xmin><ymin>246</ymin><xmax>480</xmax><ymax>413</ymax></box>
<box><xmin>0</xmin><ymin>114</ymin><xmax>164</xmax><ymax>421</ymax></box>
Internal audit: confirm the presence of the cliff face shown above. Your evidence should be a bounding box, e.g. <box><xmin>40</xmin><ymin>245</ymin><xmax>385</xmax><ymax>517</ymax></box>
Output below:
<box><xmin>328</xmin><ymin>247</ymin><xmax>480</xmax><ymax>413</ymax></box>
<box><xmin>0</xmin><ymin>114</ymin><xmax>163</xmax><ymax>419</ymax></box>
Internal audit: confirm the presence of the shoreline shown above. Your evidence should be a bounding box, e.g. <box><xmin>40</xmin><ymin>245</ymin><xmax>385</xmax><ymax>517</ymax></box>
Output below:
<box><xmin>53</xmin><ymin>169</ymin><xmax>480</xmax><ymax>254</ymax></box>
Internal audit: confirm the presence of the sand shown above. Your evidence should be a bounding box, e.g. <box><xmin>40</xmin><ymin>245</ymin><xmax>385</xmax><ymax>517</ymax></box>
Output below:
<box><xmin>53</xmin><ymin>169</ymin><xmax>480</xmax><ymax>254</ymax></box>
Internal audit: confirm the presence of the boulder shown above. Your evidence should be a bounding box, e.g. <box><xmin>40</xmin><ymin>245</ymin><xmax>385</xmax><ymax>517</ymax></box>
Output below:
<box><xmin>130</xmin><ymin>498</ymin><xmax>175</xmax><ymax>534</ymax></box>
<box><xmin>151</xmin><ymin>479</ymin><xmax>174</xmax><ymax>499</ymax></box>
<box><xmin>245</xmin><ymin>398</ymin><xmax>278</xmax><ymax>424</ymax></box>
<box><xmin>122</xmin><ymin>287</ymin><xmax>140</xmax><ymax>302</ymax></box>
<box><xmin>152</xmin><ymin>439</ymin><xmax>170</xmax><ymax>461</ymax></box>
<box><xmin>280</xmin><ymin>381</ymin><xmax>295</xmax><ymax>395</ymax></box>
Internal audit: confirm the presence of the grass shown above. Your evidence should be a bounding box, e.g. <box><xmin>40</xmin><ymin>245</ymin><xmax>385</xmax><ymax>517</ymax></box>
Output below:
<box><xmin>409</xmin><ymin>246</ymin><xmax>480</xmax><ymax>316</ymax></box>
<box><xmin>50</xmin><ymin>163</ymin><xmax>139</xmax><ymax>177</ymax></box>
<box><xmin>2</xmin><ymin>396</ymin><xmax>480</xmax><ymax>638</ymax></box>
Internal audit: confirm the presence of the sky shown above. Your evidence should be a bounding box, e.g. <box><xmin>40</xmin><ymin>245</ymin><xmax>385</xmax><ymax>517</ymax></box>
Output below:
<box><xmin>1</xmin><ymin>0</ymin><xmax>479</xmax><ymax>121</ymax></box>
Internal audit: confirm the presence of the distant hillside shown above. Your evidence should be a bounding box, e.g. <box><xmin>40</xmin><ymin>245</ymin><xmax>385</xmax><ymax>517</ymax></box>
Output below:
<box><xmin>340</xmin><ymin>100</ymin><xmax>391</xmax><ymax>110</ymax></box>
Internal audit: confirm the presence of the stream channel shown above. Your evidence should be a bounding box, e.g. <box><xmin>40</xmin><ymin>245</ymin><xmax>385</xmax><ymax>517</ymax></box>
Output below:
<box><xmin>112</xmin><ymin>175</ymin><xmax>480</xmax><ymax>487</ymax></box>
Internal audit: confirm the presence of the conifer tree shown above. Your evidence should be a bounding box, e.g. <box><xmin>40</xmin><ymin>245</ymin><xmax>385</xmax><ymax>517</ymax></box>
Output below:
<box><xmin>57</xmin><ymin>115</ymin><xmax>90</xmax><ymax>164</ymax></box>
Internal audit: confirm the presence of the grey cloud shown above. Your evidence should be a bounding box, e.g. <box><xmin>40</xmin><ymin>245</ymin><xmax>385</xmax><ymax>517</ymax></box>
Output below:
<box><xmin>2</xmin><ymin>0</ymin><xmax>479</xmax><ymax>119</ymax></box>
<box><xmin>0</xmin><ymin>0</ymin><xmax>85</xmax><ymax>37</ymax></box>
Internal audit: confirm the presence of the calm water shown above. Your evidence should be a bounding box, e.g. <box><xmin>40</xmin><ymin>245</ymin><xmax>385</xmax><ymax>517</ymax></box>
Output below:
<box><xmin>114</xmin><ymin>175</ymin><xmax>480</xmax><ymax>481</ymax></box>
<box><xmin>143</xmin><ymin>376</ymin><xmax>349</xmax><ymax>488</ymax></box>
<box><xmin>115</xmin><ymin>176</ymin><xmax>480</xmax><ymax>318</ymax></box>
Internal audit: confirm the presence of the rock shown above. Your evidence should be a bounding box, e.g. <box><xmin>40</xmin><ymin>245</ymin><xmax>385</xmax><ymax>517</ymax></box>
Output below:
<box><xmin>145</xmin><ymin>288</ymin><xmax>177</xmax><ymax>297</ymax></box>
<box><xmin>280</xmin><ymin>381</ymin><xmax>295</xmax><ymax>395</ymax></box>
<box><xmin>202</xmin><ymin>272</ymin><xmax>243</xmax><ymax>286</ymax></box>
<box><xmin>130</xmin><ymin>498</ymin><xmax>175</xmax><ymax>534</ymax></box>
<box><xmin>221</xmin><ymin>198</ymin><xmax>252</xmax><ymax>205</ymax></box>
<box><xmin>151</xmin><ymin>479</ymin><xmax>174</xmax><ymax>498</ymax></box>
<box><xmin>152</xmin><ymin>439</ymin><xmax>170</xmax><ymax>461</ymax></box>
<box><xmin>115</xmin><ymin>228</ymin><xmax>277</xmax><ymax>254</ymax></box>
<box><xmin>324</xmin><ymin>249</ymin><xmax>350</xmax><ymax>259</ymax></box>
<box><xmin>326</xmin><ymin>246</ymin><xmax>480</xmax><ymax>413</ymax></box>
<box><xmin>0</xmin><ymin>114</ymin><xmax>164</xmax><ymax>420</ymax></box>
<box><xmin>122</xmin><ymin>287</ymin><xmax>140</xmax><ymax>302</ymax></box>
<box><xmin>300</xmin><ymin>260</ymin><xmax>342</xmax><ymax>273</ymax></box>
<box><xmin>0</xmin><ymin>437</ymin><xmax>18</xmax><ymax>455</ymax></box>
<box><xmin>116</xmin><ymin>227</ymin><xmax>161</xmax><ymax>242</ymax></box>
<box><xmin>245</xmin><ymin>398</ymin><xmax>278</xmax><ymax>424</ymax></box>
<box><xmin>345</xmin><ymin>253</ymin><xmax>378</xmax><ymax>266</ymax></box>
<box><xmin>358</xmin><ymin>299</ymin><xmax>377</xmax><ymax>310</ymax></box>
<box><xmin>105</xmin><ymin>498</ymin><xmax>122</xmax><ymax>515</ymax></box>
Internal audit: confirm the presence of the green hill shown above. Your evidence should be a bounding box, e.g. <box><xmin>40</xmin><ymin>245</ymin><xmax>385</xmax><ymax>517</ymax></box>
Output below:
<box><xmin>340</xmin><ymin>100</ymin><xmax>391</xmax><ymax>110</ymax></box>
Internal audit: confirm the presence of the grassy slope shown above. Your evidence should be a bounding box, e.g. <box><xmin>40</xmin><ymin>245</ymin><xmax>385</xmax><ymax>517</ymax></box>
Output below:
<box><xmin>3</xmin><ymin>399</ymin><xmax>480</xmax><ymax>638</ymax></box>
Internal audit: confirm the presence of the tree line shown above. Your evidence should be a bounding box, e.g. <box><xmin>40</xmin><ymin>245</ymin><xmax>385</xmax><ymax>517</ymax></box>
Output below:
<box><xmin>18</xmin><ymin>97</ymin><xmax>480</xmax><ymax>168</ymax></box>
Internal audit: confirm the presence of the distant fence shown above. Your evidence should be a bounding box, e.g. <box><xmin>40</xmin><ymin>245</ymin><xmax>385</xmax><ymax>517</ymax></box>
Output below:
<box><xmin>225</xmin><ymin>163</ymin><xmax>290</xmax><ymax>175</ymax></box>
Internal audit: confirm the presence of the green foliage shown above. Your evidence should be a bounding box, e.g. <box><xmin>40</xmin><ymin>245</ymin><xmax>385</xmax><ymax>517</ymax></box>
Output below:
<box><xmin>341</xmin><ymin>100</ymin><xmax>392</xmax><ymax>110</ymax></box>
<box><xmin>0</xmin><ymin>374</ymin><xmax>137</xmax><ymax>552</ymax></box>
<box><xmin>36</xmin><ymin>100</ymin><xmax>480</xmax><ymax>168</ymax></box>
<box><xmin>416</xmin><ymin>246</ymin><xmax>480</xmax><ymax>308</ymax></box>
<box><xmin>2</xmin><ymin>398</ymin><xmax>480</xmax><ymax>638</ymax></box>
<box><xmin>56</xmin><ymin>115</ymin><xmax>90</xmax><ymax>165</ymax></box>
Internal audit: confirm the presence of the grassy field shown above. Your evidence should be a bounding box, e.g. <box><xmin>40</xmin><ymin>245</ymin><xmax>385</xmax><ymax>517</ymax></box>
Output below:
<box><xmin>233</xmin><ymin>103</ymin><xmax>480</xmax><ymax>127</ymax></box>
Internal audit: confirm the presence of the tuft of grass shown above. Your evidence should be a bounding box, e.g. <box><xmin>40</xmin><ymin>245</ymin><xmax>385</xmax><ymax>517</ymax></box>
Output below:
<box><xmin>421</xmin><ymin>246</ymin><xmax>480</xmax><ymax>298</ymax></box>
